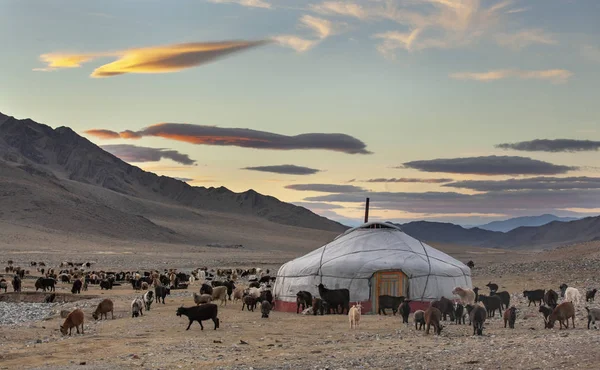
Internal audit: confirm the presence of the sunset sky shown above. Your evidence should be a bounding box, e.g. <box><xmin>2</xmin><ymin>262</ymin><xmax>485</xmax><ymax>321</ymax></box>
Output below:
<box><xmin>1</xmin><ymin>0</ymin><xmax>599</xmax><ymax>226</ymax></box>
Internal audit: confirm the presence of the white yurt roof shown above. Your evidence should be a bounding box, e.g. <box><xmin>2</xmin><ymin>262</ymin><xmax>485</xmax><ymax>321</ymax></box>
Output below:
<box><xmin>273</xmin><ymin>222</ymin><xmax>471</xmax><ymax>303</ymax></box>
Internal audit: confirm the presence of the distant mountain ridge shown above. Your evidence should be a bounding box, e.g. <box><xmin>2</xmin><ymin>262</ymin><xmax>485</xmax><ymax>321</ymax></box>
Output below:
<box><xmin>0</xmin><ymin>112</ymin><xmax>346</xmax><ymax>234</ymax></box>
<box><xmin>398</xmin><ymin>216</ymin><xmax>600</xmax><ymax>249</ymax></box>
<box><xmin>476</xmin><ymin>214</ymin><xmax>580</xmax><ymax>232</ymax></box>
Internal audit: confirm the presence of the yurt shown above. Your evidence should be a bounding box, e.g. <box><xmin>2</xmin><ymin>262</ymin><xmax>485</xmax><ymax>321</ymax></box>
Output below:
<box><xmin>273</xmin><ymin>222</ymin><xmax>472</xmax><ymax>313</ymax></box>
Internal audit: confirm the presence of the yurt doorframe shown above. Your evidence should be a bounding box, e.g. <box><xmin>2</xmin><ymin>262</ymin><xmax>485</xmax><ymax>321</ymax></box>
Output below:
<box><xmin>370</xmin><ymin>270</ymin><xmax>409</xmax><ymax>314</ymax></box>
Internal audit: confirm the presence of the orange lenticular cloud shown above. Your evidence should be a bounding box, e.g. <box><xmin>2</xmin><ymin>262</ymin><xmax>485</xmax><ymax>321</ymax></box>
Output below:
<box><xmin>84</xmin><ymin>129</ymin><xmax>120</xmax><ymax>139</ymax></box>
<box><xmin>35</xmin><ymin>40</ymin><xmax>270</xmax><ymax>78</ymax></box>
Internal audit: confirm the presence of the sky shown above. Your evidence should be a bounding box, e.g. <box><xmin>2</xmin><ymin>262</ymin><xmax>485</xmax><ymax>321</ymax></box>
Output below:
<box><xmin>1</xmin><ymin>0</ymin><xmax>599</xmax><ymax>226</ymax></box>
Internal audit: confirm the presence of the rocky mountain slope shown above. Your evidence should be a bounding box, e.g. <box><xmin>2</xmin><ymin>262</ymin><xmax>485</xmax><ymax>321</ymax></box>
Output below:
<box><xmin>476</xmin><ymin>214</ymin><xmax>579</xmax><ymax>232</ymax></box>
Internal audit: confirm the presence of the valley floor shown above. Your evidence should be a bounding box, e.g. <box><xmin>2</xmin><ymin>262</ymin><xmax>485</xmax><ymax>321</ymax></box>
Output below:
<box><xmin>1</xmin><ymin>242</ymin><xmax>600</xmax><ymax>370</ymax></box>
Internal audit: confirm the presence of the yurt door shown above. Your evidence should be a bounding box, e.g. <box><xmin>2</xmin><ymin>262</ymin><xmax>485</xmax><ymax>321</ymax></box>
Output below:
<box><xmin>372</xmin><ymin>271</ymin><xmax>408</xmax><ymax>313</ymax></box>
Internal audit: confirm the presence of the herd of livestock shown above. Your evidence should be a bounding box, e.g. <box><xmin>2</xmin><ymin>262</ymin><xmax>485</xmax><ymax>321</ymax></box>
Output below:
<box><xmin>1</xmin><ymin>259</ymin><xmax>600</xmax><ymax>338</ymax></box>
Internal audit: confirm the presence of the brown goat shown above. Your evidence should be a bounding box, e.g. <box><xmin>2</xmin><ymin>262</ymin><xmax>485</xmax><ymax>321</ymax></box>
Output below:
<box><xmin>546</xmin><ymin>302</ymin><xmax>575</xmax><ymax>329</ymax></box>
<box><xmin>424</xmin><ymin>307</ymin><xmax>443</xmax><ymax>335</ymax></box>
<box><xmin>60</xmin><ymin>308</ymin><xmax>84</xmax><ymax>335</ymax></box>
<box><xmin>92</xmin><ymin>299</ymin><xmax>114</xmax><ymax>320</ymax></box>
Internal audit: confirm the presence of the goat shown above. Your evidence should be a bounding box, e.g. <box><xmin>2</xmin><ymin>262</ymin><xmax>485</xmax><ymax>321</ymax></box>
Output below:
<box><xmin>131</xmin><ymin>298</ymin><xmax>144</xmax><ymax>318</ymax></box>
<box><xmin>296</xmin><ymin>291</ymin><xmax>313</xmax><ymax>313</ymax></box>
<box><xmin>486</xmin><ymin>282</ymin><xmax>499</xmax><ymax>293</ymax></box>
<box><xmin>71</xmin><ymin>279</ymin><xmax>82</xmax><ymax>294</ymax></box>
<box><xmin>585</xmin><ymin>307</ymin><xmax>600</xmax><ymax>329</ymax></box>
<box><xmin>242</xmin><ymin>295</ymin><xmax>258</xmax><ymax>312</ymax></box>
<box><xmin>212</xmin><ymin>286</ymin><xmax>228</xmax><ymax>306</ymax></box>
<box><xmin>92</xmin><ymin>299</ymin><xmax>114</xmax><ymax>320</ymax></box>
<box><xmin>586</xmin><ymin>289</ymin><xmax>598</xmax><ymax>302</ymax></box>
<box><xmin>348</xmin><ymin>304</ymin><xmax>362</xmax><ymax>329</ymax></box>
<box><xmin>312</xmin><ymin>297</ymin><xmax>327</xmax><ymax>316</ymax></box>
<box><xmin>490</xmin><ymin>291</ymin><xmax>510</xmax><ymax>310</ymax></box>
<box><xmin>317</xmin><ymin>283</ymin><xmax>350</xmax><ymax>315</ymax></box>
<box><xmin>503</xmin><ymin>306</ymin><xmax>516</xmax><ymax>329</ymax></box>
<box><xmin>261</xmin><ymin>300</ymin><xmax>272</xmax><ymax>318</ymax></box>
<box><xmin>431</xmin><ymin>297</ymin><xmax>455</xmax><ymax>321</ymax></box>
<box><xmin>424</xmin><ymin>307</ymin><xmax>443</xmax><ymax>335</ymax></box>
<box><xmin>478</xmin><ymin>294</ymin><xmax>503</xmax><ymax>318</ymax></box>
<box><xmin>523</xmin><ymin>289</ymin><xmax>545</xmax><ymax>306</ymax></box>
<box><xmin>398</xmin><ymin>300</ymin><xmax>411</xmax><ymax>324</ymax></box>
<box><xmin>452</xmin><ymin>287</ymin><xmax>475</xmax><ymax>305</ymax></box>
<box><xmin>564</xmin><ymin>287</ymin><xmax>582</xmax><ymax>305</ymax></box>
<box><xmin>155</xmin><ymin>285</ymin><xmax>170</xmax><ymax>304</ymax></box>
<box><xmin>546</xmin><ymin>302</ymin><xmax>575</xmax><ymax>329</ymax></box>
<box><xmin>176</xmin><ymin>304</ymin><xmax>220</xmax><ymax>330</ymax></box>
<box><xmin>193</xmin><ymin>293</ymin><xmax>213</xmax><ymax>305</ymax></box>
<box><xmin>539</xmin><ymin>306</ymin><xmax>553</xmax><ymax>324</ymax></box>
<box><xmin>467</xmin><ymin>304</ymin><xmax>486</xmax><ymax>336</ymax></box>
<box><xmin>544</xmin><ymin>289</ymin><xmax>559</xmax><ymax>308</ymax></box>
<box><xmin>60</xmin><ymin>309</ymin><xmax>85</xmax><ymax>335</ymax></box>
<box><xmin>414</xmin><ymin>310</ymin><xmax>425</xmax><ymax>330</ymax></box>
<box><xmin>378</xmin><ymin>295</ymin><xmax>405</xmax><ymax>315</ymax></box>
<box><xmin>143</xmin><ymin>291</ymin><xmax>154</xmax><ymax>311</ymax></box>
<box><xmin>454</xmin><ymin>303</ymin><xmax>466</xmax><ymax>325</ymax></box>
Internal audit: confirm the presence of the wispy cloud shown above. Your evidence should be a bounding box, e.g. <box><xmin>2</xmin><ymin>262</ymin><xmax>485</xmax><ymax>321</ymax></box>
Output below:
<box><xmin>300</xmin><ymin>15</ymin><xmax>333</xmax><ymax>39</ymax></box>
<box><xmin>496</xmin><ymin>139</ymin><xmax>600</xmax><ymax>152</ymax></box>
<box><xmin>449</xmin><ymin>69</ymin><xmax>572</xmax><ymax>84</ymax></box>
<box><xmin>285</xmin><ymin>184</ymin><xmax>366</xmax><ymax>193</ymax></box>
<box><xmin>243</xmin><ymin>164</ymin><xmax>321</xmax><ymax>175</ymax></box>
<box><xmin>310</xmin><ymin>1</ymin><xmax>367</xmax><ymax>19</ymax></box>
<box><xmin>84</xmin><ymin>123</ymin><xmax>372</xmax><ymax>154</ymax></box>
<box><xmin>495</xmin><ymin>29</ymin><xmax>557</xmax><ymax>50</ymax></box>
<box><xmin>276</xmin><ymin>14</ymin><xmax>338</xmax><ymax>52</ymax></box>
<box><xmin>364</xmin><ymin>177</ymin><xmax>454</xmax><ymax>184</ymax></box>
<box><xmin>101</xmin><ymin>144</ymin><xmax>196</xmax><ymax>165</ymax></box>
<box><xmin>274</xmin><ymin>35</ymin><xmax>318</xmax><ymax>52</ymax></box>
<box><xmin>207</xmin><ymin>0</ymin><xmax>271</xmax><ymax>9</ymax></box>
<box><xmin>36</xmin><ymin>40</ymin><xmax>270</xmax><ymax>77</ymax></box>
<box><xmin>402</xmin><ymin>155</ymin><xmax>577</xmax><ymax>175</ymax></box>
<box><xmin>444</xmin><ymin>177</ymin><xmax>600</xmax><ymax>192</ymax></box>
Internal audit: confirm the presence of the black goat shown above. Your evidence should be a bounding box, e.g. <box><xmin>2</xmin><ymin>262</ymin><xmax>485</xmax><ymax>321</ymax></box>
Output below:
<box><xmin>261</xmin><ymin>300</ymin><xmax>272</xmax><ymax>318</ymax></box>
<box><xmin>486</xmin><ymin>282</ymin><xmax>499</xmax><ymax>293</ymax></box>
<box><xmin>71</xmin><ymin>280</ymin><xmax>82</xmax><ymax>294</ymax></box>
<box><xmin>539</xmin><ymin>305</ymin><xmax>552</xmax><ymax>324</ymax></box>
<box><xmin>378</xmin><ymin>295</ymin><xmax>405</xmax><ymax>315</ymax></box>
<box><xmin>317</xmin><ymin>283</ymin><xmax>349</xmax><ymax>315</ymax></box>
<box><xmin>242</xmin><ymin>295</ymin><xmax>258</xmax><ymax>312</ymax></box>
<box><xmin>176</xmin><ymin>304</ymin><xmax>219</xmax><ymax>330</ymax></box>
<box><xmin>478</xmin><ymin>295</ymin><xmax>503</xmax><ymax>318</ymax></box>
<box><xmin>466</xmin><ymin>260</ymin><xmax>475</xmax><ymax>269</ymax></box>
<box><xmin>523</xmin><ymin>289</ymin><xmax>545</xmax><ymax>306</ymax></box>
<box><xmin>586</xmin><ymin>289</ymin><xmax>597</xmax><ymax>302</ymax></box>
<box><xmin>431</xmin><ymin>297</ymin><xmax>455</xmax><ymax>321</ymax></box>
<box><xmin>467</xmin><ymin>304</ymin><xmax>486</xmax><ymax>336</ymax></box>
<box><xmin>260</xmin><ymin>290</ymin><xmax>273</xmax><ymax>305</ymax></box>
<box><xmin>398</xmin><ymin>300</ymin><xmax>411</xmax><ymax>323</ymax></box>
<box><xmin>491</xmin><ymin>291</ymin><xmax>510</xmax><ymax>310</ymax></box>
<box><xmin>312</xmin><ymin>297</ymin><xmax>327</xmax><ymax>316</ymax></box>
<box><xmin>155</xmin><ymin>285</ymin><xmax>170</xmax><ymax>304</ymax></box>
<box><xmin>35</xmin><ymin>277</ymin><xmax>56</xmax><ymax>292</ymax></box>
<box><xmin>200</xmin><ymin>283</ymin><xmax>213</xmax><ymax>296</ymax></box>
<box><xmin>454</xmin><ymin>303</ymin><xmax>466</xmax><ymax>325</ymax></box>
<box><xmin>544</xmin><ymin>289</ymin><xmax>559</xmax><ymax>308</ymax></box>
<box><xmin>296</xmin><ymin>291</ymin><xmax>312</xmax><ymax>313</ymax></box>
<box><xmin>100</xmin><ymin>280</ymin><xmax>113</xmax><ymax>290</ymax></box>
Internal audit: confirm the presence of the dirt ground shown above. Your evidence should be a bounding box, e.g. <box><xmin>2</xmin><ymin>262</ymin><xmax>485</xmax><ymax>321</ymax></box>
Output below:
<box><xmin>2</xmin><ymin>242</ymin><xmax>600</xmax><ymax>370</ymax></box>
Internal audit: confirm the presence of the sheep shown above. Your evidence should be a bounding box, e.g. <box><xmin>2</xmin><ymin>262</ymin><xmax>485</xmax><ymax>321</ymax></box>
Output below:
<box><xmin>60</xmin><ymin>308</ymin><xmax>85</xmax><ymax>336</ymax></box>
<box><xmin>523</xmin><ymin>289</ymin><xmax>545</xmax><ymax>306</ymax></box>
<box><xmin>155</xmin><ymin>285</ymin><xmax>170</xmax><ymax>304</ymax></box>
<box><xmin>564</xmin><ymin>287</ymin><xmax>582</xmax><ymax>305</ymax></box>
<box><xmin>486</xmin><ymin>282</ymin><xmax>499</xmax><ymax>293</ymax></box>
<box><xmin>452</xmin><ymin>287</ymin><xmax>476</xmax><ymax>305</ymax></box>
<box><xmin>503</xmin><ymin>306</ymin><xmax>516</xmax><ymax>329</ymax></box>
<box><xmin>242</xmin><ymin>295</ymin><xmax>258</xmax><ymax>312</ymax></box>
<box><xmin>544</xmin><ymin>289</ymin><xmax>559</xmax><ymax>308</ymax></box>
<box><xmin>193</xmin><ymin>293</ymin><xmax>213</xmax><ymax>305</ymax></box>
<box><xmin>296</xmin><ymin>291</ymin><xmax>313</xmax><ymax>313</ymax></box>
<box><xmin>318</xmin><ymin>283</ymin><xmax>350</xmax><ymax>315</ymax></box>
<box><xmin>143</xmin><ymin>291</ymin><xmax>154</xmax><ymax>311</ymax></box>
<box><xmin>176</xmin><ymin>304</ymin><xmax>220</xmax><ymax>330</ymax></box>
<box><xmin>261</xmin><ymin>300</ymin><xmax>272</xmax><ymax>318</ymax></box>
<box><xmin>424</xmin><ymin>307</ymin><xmax>443</xmax><ymax>335</ymax></box>
<box><xmin>131</xmin><ymin>298</ymin><xmax>144</xmax><ymax>318</ymax></box>
<box><xmin>92</xmin><ymin>299</ymin><xmax>114</xmax><ymax>320</ymax></box>
<box><xmin>454</xmin><ymin>303</ymin><xmax>466</xmax><ymax>325</ymax></box>
<box><xmin>71</xmin><ymin>279</ymin><xmax>82</xmax><ymax>294</ymax></box>
<box><xmin>585</xmin><ymin>307</ymin><xmax>600</xmax><ymax>329</ymax></box>
<box><xmin>414</xmin><ymin>310</ymin><xmax>426</xmax><ymax>330</ymax></box>
<box><xmin>211</xmin><ymin>286</ymin><xmax>228</xmax><ymax>306</ymax></box>
<box><xmin>312</xmin><ymin>297</ymin><xmax>327</xmax><ymax>316</ymax></box>
<box><xmin>233</xmin><ymin>287</ymin><xmax>244</xmax><ymax>302</ymax></box>
<box><xmin>546</xmin><ymin>302</ymin><xmax>575</xmax><ymax>329</ymax></box>
<box><xmin>586</xmin><ymin>289</ymin><xmax>597</xmax><ymax>302</ymax></box>
<box><xmin>348</xmin><ymin>304</ymin><xmax>362</xmax><ymax>329</ymax></box>
<box><xmin>431</xmin><ymin>297</ymin><xmax>455</xmax><ymax>321</ymax></box>
<box><xmin>378</xmin><ymin>295</ymin><xmax>405</xmax><ymax>315</ymax></box>
<box><xmin>467</xmin><ymin>304</ymin><xmax>486</xmax><ymax>336</ymax></box>
<box><xmin>398</xmin><ymin>300</ymin><xmax>411</xmax><ymax>324</ymax></box>
<box><xmin>490</xmin><ymin>291</ymin><xmax>510</xmax><ymax>310</ymax></box>
<box><xmin>539</xmin><ymin>306</ymin><xmax>553</xmax><ymax>324</ymax></box>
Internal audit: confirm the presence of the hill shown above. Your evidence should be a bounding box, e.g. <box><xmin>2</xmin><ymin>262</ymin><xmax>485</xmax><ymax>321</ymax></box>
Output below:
<box><xmin>399</xmin><ymin>216</ymin><xmax>600</xmax><ymax>249</ymax></box>
<box><xmin>0</xmin><ymin>111</ymin><xmax>345</xmax><ymax>251</ymax></box>
<box><xmin>476</xmin><ymin>214</ymin><xmax>579</xmax><ymax>232</ymax></box>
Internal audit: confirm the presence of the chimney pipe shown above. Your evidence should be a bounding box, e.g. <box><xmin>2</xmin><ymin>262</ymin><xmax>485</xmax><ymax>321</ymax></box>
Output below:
<box><xmin>364</xmin><ymin>197</ymin><xmax>370</xmax><ymax>223</ymax></box>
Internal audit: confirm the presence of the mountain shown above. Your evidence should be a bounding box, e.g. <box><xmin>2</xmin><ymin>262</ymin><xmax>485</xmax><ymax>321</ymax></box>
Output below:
<box><xmin>399</xmin><ymin>216</ymin><xmax>600</xmax><ymax>249</ymax></box>
<box><xmin>476</xmin><ymin>214</ymin><xmax>580</xmax><ymax>232</ymax></box>
<box><xmin>0</xmin><ymin>112</ymin><xmax>346</xmax><ymax>250</ymax></box>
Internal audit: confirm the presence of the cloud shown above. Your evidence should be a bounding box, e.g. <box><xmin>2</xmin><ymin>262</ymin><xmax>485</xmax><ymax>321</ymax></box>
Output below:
<box><xmin>174</xmin><ymin>177</ymin><xmax>194</xmax><ymax>182</ymax></box>
<box><xmin>243</xmin><ymin>164</ymin><xmax>321</xmax><ymax>175</ymax></box>
<box><xmin>496</xmin><ymin>139</ymin><xmax>600</xmax><ymax>152</ymax></box>
<box><xmin>85</xmin><ymin>123</ymin><xmax>371</xmax><ymax>154</ymax></box>
<box><xmin>293</xmin><ymin>202</ymin><xmax>345</xmax><ymax>210</ymax></box>
<box><xmin>274</xmin><ymin>35</ymin><xmax>318</xmax><ymax>52</ymax></box>
<box><xmin>36</xmin><ymin>40</ymin><xmax>270</xmax><ymax>77</ymax></box>
<box><xmin>285</xmin><ymin>184</ymin><xmax>366</xmax><ymax>193</ymax></box>
<box><xmin>364</xmin><ymin>178</ymin><xmax>454</xmax><ymax>184</ymax></box>
<box><xmin>401</xmin><ymin>156</ymin><xmax>577</xmax><ymax>175</ymax></box>
<box><xmin>207</xmin><ymin>0</ymin><xmax>271</xmax><ymax>9</ymax></box>
<box><xmin>84</xmin><ymin>129</ymin><xmax>121</xmax><ymax>139</ymax></box>
<box><xmin>310</xmin><ymin>2</ymin><xmax>367</xmax><ymax>19</ymax></box>
<box><xmin>444</xmin><ymin>177</ymin><xmax>600</xmax><ymax>192</ymax></box>
<box><xmin>304</xmin><ymin>189</ymin><xmax>600</xmax><ymax>214</ymax></box>
<box><xmin>449</xmin><ymin>69</ymin><xmax>572</xmax><ymax>84</ymax></box>
<box><xmin>101</xmin><ymin>144</ymin><xmax>196</xmax><ymax>165</ymax></box>
<box><xmin>495</xmin><ymin>29</ymin><xmax>557</xmax><ymax>50</ymax></box>
<box><xmin>300</xmin><ymin>15</ymin><xmax>333</xmax><ymax>39</ymax></box>
<box><xmin>372</xmin><ymin>29</ymin><xmax>423</xmax><ymax>57</ymax></box>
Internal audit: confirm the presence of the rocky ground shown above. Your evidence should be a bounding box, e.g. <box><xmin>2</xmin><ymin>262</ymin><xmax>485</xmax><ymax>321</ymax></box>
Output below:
<box><xmin>1</xmin><ymin>241</ymin><xmax>600</xmax><ymax>369</ymax></box>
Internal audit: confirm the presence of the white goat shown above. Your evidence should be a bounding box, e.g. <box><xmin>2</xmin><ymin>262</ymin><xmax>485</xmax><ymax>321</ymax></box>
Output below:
<box><xmin>131</xmin><ymin>298</ymin><xmax>144</xmax><ymax>318</ymax></box>
<box><xmin>143</xmin><ymin>291</ymin><xmax>154</xmax><ymax>311</ymax></box>
<box><xmin>349</xmin><ymin>304</ymin><xmax>362</xmax><ymax>329</ymax></box>
<box><xmin>452</xmin><ymin>287</ymin><xmax>476</xmax><ymax>305</ymax></box>
<box><xmin>565</xmin><ymin>287</ymin><xmax>582</xmax><ymax>305</ymax></box>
